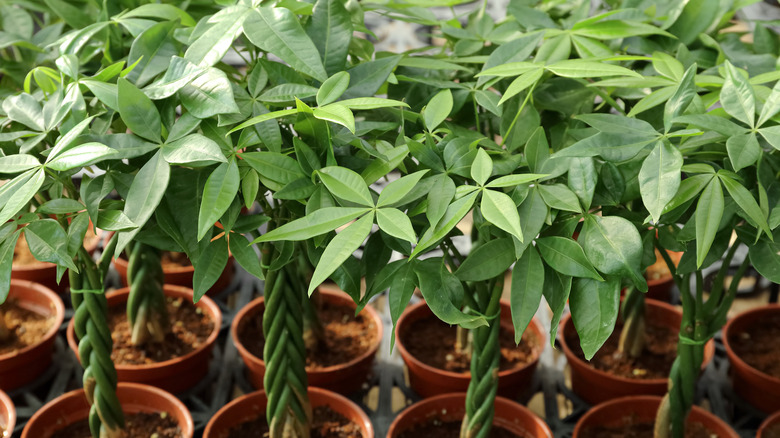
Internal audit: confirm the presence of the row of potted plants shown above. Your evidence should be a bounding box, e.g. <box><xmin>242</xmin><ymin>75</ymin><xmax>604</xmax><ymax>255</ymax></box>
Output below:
<box><xmin>1</xmin><ymin>0</ymin><xmax>780</xmax><ymax>436</ymax></box>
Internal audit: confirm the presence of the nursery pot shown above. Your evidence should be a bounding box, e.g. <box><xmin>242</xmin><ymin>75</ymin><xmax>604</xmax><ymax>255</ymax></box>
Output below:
<box><xmin>0</xmin><ymin>389</ymin><xmax>15</xmax><ymax>437</ymax></box>
<box><xmin>203</xmin><ymin>387</ymin><xmax>374</xmax><ymax>438</ymax></box>
<box><xmin>395</xmin><ymin>299</ymin><xmax>544</xmax><ymax>399</ymax></box>
<box><xmin>12</xmin><ymin>230</ymin><xmax>101</xmax><ymax>294</ymax></box>
<box><xmin>66</xmin><ymin>285</ymin><xmax>221</xmax><ymax>394</ymax></box>
<box><xmin>758</xmin><ymin>410</ymin><xmax>780</xmax><ymax>438</ymax></box>
<box><xmin>21</xmin><ymin>382</ymin><xmax>193</xmax><ymax>438</ymax></box>
<box><xmin>232</xmin><ymin>287</ymin><xmax>383</xmax><ymax>395</ymax></box>
<box><xmin>572</xmin><ymin>395</ymin><xmax>738</xmax><ymax>438</ymax></box>
<box><xmin>387</xmin><ymin>392</ymin><xmax>552</xmax><ymax>438</ymax></box>
<box><xmin>0</xmin><ymin>279</ymin><xmax>64</xmax><ymax>391</ymax></box>
<box><xmin>722</xmin><ymin>304</ymin><xmax>780</xmax><ymax>413</ymax></box>
<box><xmin>560</xmin><ymin>299</ymin><xmax>715</xmax><ymax>405</ymax></box>
<box><xmin>113</xmin><ymin>251</ymin><xmax>234</xmax><ymax>297</ymax></box>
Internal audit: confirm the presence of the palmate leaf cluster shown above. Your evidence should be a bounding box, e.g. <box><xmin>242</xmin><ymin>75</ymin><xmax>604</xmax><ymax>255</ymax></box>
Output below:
<box><xmin>0</xmin><ymin>0</ymin><xmax>778</xmax><ymax>384</ymax></box>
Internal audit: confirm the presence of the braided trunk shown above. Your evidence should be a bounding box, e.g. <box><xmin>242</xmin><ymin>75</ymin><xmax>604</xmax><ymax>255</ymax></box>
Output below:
<box><xmin>460</xmin><ymin>279</ymin><xmax>503</xmax><ymax>438</ymax></box>
<box><xmin>126</xmin><ymin>242</ymin><xmax>168</xmax><ymax>346</ymax></box>
<box><xmin>71</xmin><ymin>247</ymin><xmax>125</xmax><ymax>438</ymax></box>
<box><xmin>262</xmin><ymin>243</ymin><xmax>312</xmax><ymax>438</ymax></box>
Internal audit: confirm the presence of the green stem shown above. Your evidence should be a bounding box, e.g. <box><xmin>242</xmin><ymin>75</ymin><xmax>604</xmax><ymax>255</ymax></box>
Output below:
<box><xmin>617</xmin><ymin>287</ymin><xmax>645</xmax><ymax>359</ymax></box>
<box><xmin>126</xmin><ymin>242</ymin><xmax>167</xmax><ymax>346</ymax></box>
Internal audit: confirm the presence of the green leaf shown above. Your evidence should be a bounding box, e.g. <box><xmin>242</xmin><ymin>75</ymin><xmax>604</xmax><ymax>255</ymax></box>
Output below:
<box><xmin>184</xmin><ymin>6</ymin><xmax>249</xmax><ymax>67</ymax></box>
<box><xmin>46</xmin><ymin>142</ymin><xmax>118</xmax><ymax>171</ymax></box>
<box><xmin>96</xmin><ymin>210</ymin><xmax>137</xmax><ymax>232</ymax></box>
<box><xmin>477</xmin><ymin>32</ymin><xmax>543</xmax><ymax>87</ymax></box>
<box><xmin>116</xmin><ymin>151</ymin><xmax>170</xmax><ymax>255</ymax></box>
<box><xmin>23</xmin><ymin>219</ymin><xmax>77</xmax><ymax>271</ymax></box>
<box><xmin>575</xmin><ymin>113</ymin><xmax>657</xmax><ymax>136</ymax></box>
<box><xmin>118</xmin><ymin>78</ymin><xmax>161</xmax><ymax>143</ymax></box>
<box><xmin>455</xmin><ymin>238</ymin><xmax>515</xmax><ymax>282</ymax></box>
<box><xmin>719</xmin><ymin>173</ymin><xmax>771</xmax><ymax>236</ymax></box>
<box><xmin>486</xmin><ymin>174</ymin><xmax>545</xmax><ymax>188</ymax></box>
<box><xmin>123</xmin><ymin>4</ymin><xmax>196</xmax><ymax>26</ymax></box>
<box><xmin>627</xmin><ymin>86</ymin><xmax>676</xmax><ymax>117</ymax></box>
<box><xmin>567</xmin><ymin>158</ymin><xmax>596</xmax><ymax>210</ymax></box>
<box><xmin>760</xmin><ymin>126</ymin><xmax>780</xmax><ymax>151</ymax></box>
<box><xmin>313</xmin><ymin>104</ymin><xmax>355</xmax><ymax>133</ymax></box>
<box><xmin>229</xmin><ymin>109</ymin><xmax>297</xmax><ymax>134</ymax></box>
<box><xmin>510</xmin><ymin>247</ymin><xmax>544</xmax><ymax>343</ymax></box>
<box><xmin>0</xmin><ymin>231</ymin><xmax>20</xmax><ymax>303</ymax></box>
<box><xmin>663</xmin><ymin>64</ymin><xmax>697</xmax><ymax>133</ymax></box>
<box><xmin>376</xmin><ymin>208</ymin><xmax>416</xmax><ymax>243</ymax></box>
<box><xmin>361</xmin><ymin>144</ymin><xmax>409</xmax><ymax>185</ymax></box>
<box><xmin>498</xmin><ymin>67</ymin><xmax>543</xmax><ymax>106</ymax></box>
<box><xmin>481</xmin><ymin>190</ymin><xmax>523</xmax><ymax>242</ymax></box>
<box><xmin>37</xmin><ymin>199</ymin><xmax>84</xmax><ymax>215</ymax></box>
<box><xmin>663</xmin><ymin>174</ymin><xmax>713</xmax><ymax>214</ymax></box>
<box><xmin>748</xmin><ymin>240</ymin><xmax>780</xmax><ymax>283</ymax></box>
<box><xmin>415</xmin><ymin>258</ymin><xmax>488</xmax><ymax>329</ymax></box>
<box><xmin>198</xmin><ymin>159</ymin><xmax>240</xmax><ymax>240</ymax></box>
<box><xmin>580</xmin><ymin>215</ymin><xmax>646</xmax><ymax>291</ymax></box>
<box><xmin>652</xmin><ymin>52</ymin><xmax>684</xmax><ymax>81</ymax></box>
<box><xmin>543</xmin><ymin>268</ymin><xmax>572</xmax><ymax>342</ymax></box>
<box><xmin>477</xmin><ymin>61</ymin><xmax>539</xmax><ymax>78</ymax></box>
<box><xmin>335</xmin><ymin>97</ymin><xmax>409</xmax><ymax>110</ymax></box>
<box><xmin>308</xmin><ymin>212</ymin><xmax>373</xmax><ymax>295</ymax></box>
<box><xmin>317</xmin><ymin>166</ymin><xmax>373</xmax><ymax>206</ymax></box>
<box><xmin>376</xmin><ymin>170</ymin><xmax>429</xmax><ymax>208</ymax></box>
<box><xmin>726</xmin><ymin>133</ymin><xmax>760</xmax><ymax>172</ymax></box>
<box><xmin>193</xmin><ymin>236</ymin><xmax>228</xmax><ymax>301</ymax></box>
<box><xmin>240</xmin><ymin>151</ymin><xmax>303</xmax><ymax>185</ymax></box>
<box><xmin>545</xmin><ymin>59</ymin><xmax>642</xmax><ymax>78</ymax></box>
<box><xmin>388</xmin><ymin>262</ymin><xmax>416</xmax><ymax>348</ymax></box>
<box><xmin>82</xmin><ymin>81</ymin><xmax>119</xmax><ymax>111</ymax></box>
<box><xmin>640</xmin><ymin>142</ymin><xmax>683</xmax><ymax>223</ymax></box>
<box><xmin>253</xmin><ymin>207</ymin><xmax>369</xmax><ymax>243</ymax></box>
<box><xmin>342</xmin><ymin>55</ymin><xmax>402</xmax><ymax>99</ymax></box>
<box><xmin>424</xmin><ymin>89</ymin><xmax>453</xmax><ymax>131</ymax></box>
<box><xmin>572</xmin><ymin>19</ymin><xmax>672</xmax><ymax>39</ymax></box>
<box><xmin>0</xmin><ymin>169</ymin><xmax>45</xmax><ymax>225</ymax></box>
<box><xmin>229</xmin><ymin>233</ymin><xmax>263</xmax><ymax>280</ymax></box>
<box><xmin>569</xmin><ymin>277</ymin><xmax>620</xmax><ymax>360</ymax></box>
<box><xmin>471</xmin><ymin>148</ymin><xmax>493</xmax><ymax>186</ymax></box>
<box><xmin>179</xmin><ymin>68</ymin><xmax>239</xmax><ymax>118</ymax></box>
<box><xmin>555</xmin><ymin>132</ymin><xmax>656</xmax><ymax>162</ymax></box>
<box><xmin>0</xmin><ymin>155</ymin><xmax>39</xmax><ymax>173</ymax></box>
<box><xmin>47</xmin><ymin>116</ymin><xmax>97</xmax><ymax>163</ymax></box>
<box><xmin>162</xmin><ymin>134</ymin><xmax>226</xmax><ymax>167</ymax></box>
<box><xmin>244</xmin><ymin>7</ymin><xmax>328</xmax><ymax>82</ymax></box>
<box><xmin>44</xmin><ymin>0</ymin><xmax>90</xmax><ymax>29</ymax></box>
<box><xmin>539</xmin><ymin>184</ymin><xmax>581</xmax><ymax>212</ymax></box>
<box><xmin>1</xmin><ymin>93</ymin><xmax>43</xmax><ymax>131</ymax></box>
<box><xmin>306</xmin><ymin>0</ymin><xmax>353</xmax><ymax>76</ymax></box>
<box><xmin>695</xmin><ymin>178</ymin><xmax>725</xmax><ymax>267</ymax></box>
<box><xmin>125</xmin><ymin>20</ymin><xmax>178</xmax><ymax>87</ymax></box>
<box><xmin>426</xmin><ymin>174</ymin><xmax>456</xmax><ymax>227</ymax></box>
<box><xmin>536</xmin><ymin>237</ymin><xmax>603</xmax><ymax>281</ymax></box>
<box><xmin>758</xmin><ymin>80</ymin><xmax>780</xmax><ymax>127</ymax></box>
<box><xmin>317</xmin><ymin>72</ymin><xmax>350</xmax><ymax>106</ymax></box>
<box><xmin>143</xmin><ymin>56</ymin><xmax>205</xmax><ymax>100</ymax></box>
<box><xmin>721</xmin><ymin>61</ymin><xmax>756</xmax><ymax>128</ymax></box>
<box><xmin>413</xmin><ymin>191</ymin><xmax>478</xmax><ymax>258</ymax></box>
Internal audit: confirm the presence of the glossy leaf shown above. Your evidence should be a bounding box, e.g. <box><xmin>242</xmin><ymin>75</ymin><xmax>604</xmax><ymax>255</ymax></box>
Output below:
<box><xmin>481</xmin><ymin>189</ymin><xmax>523</xmax><ymax>242</ymax></box>
<box><xmin>536</xmin><ymin>237</ymin><xmax>603</xmax><ymax>281</ymax></box>
<box><xmin>415</xmin><ymin>258</ymin><xmax>488</xmax><ymax>329</ymax></box>
<box><xmin>46</xmin><ymin>143</ymin><xmax>118</xmax><ymax>171</ymax></box>
<box><xmin>317</xmin><ymin>167</ymin><xmax>373</xmax><ymax>206</ymax></box>
<box><xmin>252</xmin><ymin>207</ymin><xmax>369</xmax><ymax>243</ymax></box>
<box><xmin>179</xmin><ymin>68</ymin><xmax>239</xmax><ymax>118</ymax></box>
<box><xmin>721</xmin><ymin>61</ymin><xmax>755</xmax><ymax>128</ymax></box>
<box><xmin>118</xmin><ymin>78</ymin><xmax>161</xmax><ymax>143</ymax></box>
<box><xmin>184</xmin><ymin>6</ymin><xmax>249</xmax><ymax>67</ymax></box>
<box><xmin>376</xmin><ymin>208</ymin><xmax>416</xmax><ymax>243</ymax></box>
<box><xmin>308</xmin><ymin>213</ymin><xmax>373</xmax><ymax>295</ymax></box>
<box><xmin>640</xmin><ymin>142</ymin><xmax>683</xmax><ymax>223</ymax></box>
<box><xmin>317</xmin><ymin>72</ymin><xmax>350</xmax><ymax>106</ymax></box>
<box><xmin>726</xmin><ymin>133</ymin><xmax>760</xmax><ymax>172</ymax></box>
<box><xmin>570</xmin><ymin>277</ymin><xmax>620</xmax><ymax>360</ymax></box>
<box><xmin>306</xmin><ymin>0</ymin><xmax>353</xmax><ymax>75</ymax></box>
<box><xmin>193</xmin><ymin>236</ymin><xmax>228</xmax><ymax>301</ymax></box>
<box><xmin>376</xmin><ymin>171</ymin><xmax>429</xmax><ymax>208</ymax></box>
<box><xmin>24</xmin><ymin>219</ymin><xmax>77</xmax><ymax>271</ymax></box>
<box><xmin>0</xmin><ymin>155</ymin><xmax>39</xmax><ymax>173</ymax></box>
<box><xmin>198</xmin><ymin>159</ymin><xmax>240</xmax><ymax>240</ymax></box>
<box><xmin>695</xmin><ymin>178</ymin><xmax>725</xmax><ymax>267</ymax></box>
<box><xmin>424</xmin><ymin>89</ymin><xmax>453</xmax><ymax>131</ymax></box>
<box><xmin>510</xmin><ymin>246</ymin><xmax>544</xmax><ymax>343</ymax></box>
<box><xmin>580</xmin><ymin>215</ymin><xmax>646</xmax><ymax>291</ymax></box>
<box><xmin>162</xmin><ymin>134</ymin><xmax>226</xmax><ymax>167</ymax></box>
<box><xmin>455</xmin><ymin>238</ymin><xmax>515</xmax><ymax>282</ymax></box>
<box><xmin>719</xmin><ymin>173</ymin><xmax>771</xmax><ymax>236</ymax></box>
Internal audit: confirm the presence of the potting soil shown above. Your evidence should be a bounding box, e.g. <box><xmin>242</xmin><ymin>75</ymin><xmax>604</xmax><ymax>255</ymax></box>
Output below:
<box><xmin>395</xmin><ymin>419</ymin><xmax>525</xmax><ymax>438</ymax></box>
<box><xmin>226</xmin><ymin>405</ymin><xmax>363</xmax><ymax>438</ymax></box>
<box><xmin>764</xmin><ymin>424</ymin><xmax>780</xmax><ymax>438</ymax></box>
<box><xmin>50</xmin><ymin>412</ymin><xmax>182</xmax><ymax>438</ymax></box>
<box><xmin>239</xmin><ymin>300</ymin><xmax>378</xmax><ymax>369</ymax></box>
<box><xmin>579</xmin><ymin>417</ymin><xmax>713</xmax><ymax>438</ymax></box>
<box><xmin>566</xmin><ymin>323</ymin><xmax>677</xmax><ymax>379</ymax></box>
<box><xmin>0</xmin><ymin>299</ymin><xmax>53</xmax><ymax>355</ymax></box>
<box><xmin>108</xmin><ymin>296</ymin><xmax>214</xmax><ymax>364</ymax></box>
<box><xmin>160</xmin><ymin>251</ymin><xmax>192</xmax><ymax>269</ymax></box>
<box><xmin>400</xmin><ymin>315</ymin><xmax>537</xmax><ymax>373</ymax></box>
<box><xmin>729</xmin><ymin>314</ymin><xmax>780</xmax><ymax>378</ymax></box>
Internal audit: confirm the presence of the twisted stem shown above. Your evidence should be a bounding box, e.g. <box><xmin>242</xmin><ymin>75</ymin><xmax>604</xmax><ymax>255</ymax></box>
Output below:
<box><xmin>126</xmin><ymin>242</ymin><xmax>167</xmax><ymax>346</ymax></box>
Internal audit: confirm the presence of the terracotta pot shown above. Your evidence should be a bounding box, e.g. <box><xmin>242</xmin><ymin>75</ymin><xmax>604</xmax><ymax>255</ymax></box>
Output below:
<box><xmin>21</xmin><ymin>382</ymin><xmax>193</xmax><ymax>438</ymax></box>
<box><xmin>11</xmin><ymin>230</ymin><xmax>101</xmax><ymax>294</ymax></box>
<box><xmin>722</xmin><ymin>304</ymin><xmax>780</xmax><ymax>413</ymax></box>
<box><xmin>758</xmin><ymin>410</ymin><xmax>780</xmax><ymax>438</ymax></box>
<box><xmin>232</xmin><ymin>287</ymin><xmax>383</xmax><ymax>395</ymax></box>
<box><xmin>645</xmin><ymin>250</ymin><xmax>683</xmax><ymax>302</ymax></box>
<box><xmin>0</xmin><ymin>389</ymin><xmax>15</xmax><ymax>437</ymax></box>
<box><xmin>0</xmin><ymin>279</ymin><xmax>64</xmax><ymax>391</ymax></box>
<box><xmin>113</xmin><ymin>252</ymin><xmax>234</xmax><ymax>297</ymax></box>
<box><xmin>560</xmin><ymin>299</ymin><xmax>715</xmax><ymax>405</ymax></box>
<box><xmin>66</xmin><ymin>285</ymin><xmax>222</xmax><ymax>394</ymax></box>
<box><xmin>573</xmin><ymin>395</ymin><xmax>737</xmax><ymax>437</ymax></box>
<box><xmin>204</xmin><ymin>387</ymin><xmax>373</xmax><ymax>437</ymax></box>
<box><xmin>387</xmin><ymin>393</ymin><xmax>552</xmax><ymax>438</ymax></box>
<box><xmin>395</xmin><ymin>300</ymin><xmax>544</xmax><ymax>399</ymax></box>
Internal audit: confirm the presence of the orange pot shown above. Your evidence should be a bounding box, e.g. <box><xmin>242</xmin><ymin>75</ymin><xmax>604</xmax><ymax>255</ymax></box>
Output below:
<box><xmin>203</xmin><ymin>387</ymin><xmax>374</xmax><ymax>438</ymax></box>
<box><xmin>758</xmin><ymin>410</ymin><xmax>780</xmax><ymax>438</ymax></box>
<box><xmin>66</xmin><ymin>285</ymin><xmax>221</xmax><ymax>394</ymax></box>
<box><xmin>560</xmin><ymin>299</ymin><xmax>715</xmax><ymax>405</ymax></box>
<box><xmin>387</xmin><ymin>393</ymin><xmax>552</xmax><ymax>437</ymax></box>
<box><xmin>0</xmin><ymin>280</ymin><xmax>64</xmax><ymax>390</ymax></box>
<box><xmin>113</xmin><ymin>252</ymin><xmax>234</xmax><ymax>297</ymax></box>
<box><xmin>0</xmin><ymin>389</ymin><xmax>15</xmax><ymax>437</ymax></box>
<box><xmin>232</xmin><ymin>288</ymin><xmax>383</xmax><ymax>395</ymax></box>
<box><xmin>11</xmin><ymin>231</ymin><xmax>101</xmax><ymax>294</ymax></box>
<box><xmin>722</xmin><ymin>304</ymin><xmax>780</xmax><ymax>413</ymax></box>
<box><xmin>21</xmin><ymin>382</ymin><xmax>193</xmax><ymax>438</ymax></box>
<box><xmin>395</xmin><ymin>300</ymin><xmax>544</xmax><ymax>399</ymax></box>
<box><xmin>573</xmin><ymin>395</ymin><xmax>737</xmax><ymax>437</ymax></box>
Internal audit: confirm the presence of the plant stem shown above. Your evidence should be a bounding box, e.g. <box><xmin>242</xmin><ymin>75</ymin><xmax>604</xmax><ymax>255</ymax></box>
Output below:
<box><xmin>617</xmin><ymin>287</ymin><xmax>645</xmax><ymax>359</ymax></box>
<box><xmin>126</xmin><ymin>242</ymin><xmax>168</xmax><ymax>346</ymax></box>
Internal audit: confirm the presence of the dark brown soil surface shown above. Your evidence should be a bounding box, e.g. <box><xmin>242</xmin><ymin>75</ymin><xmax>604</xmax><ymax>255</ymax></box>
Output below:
<box><xmin>51</xmin><ymin>412</ymin><xmax>182</xmax><ymax>438</ymax></box>
<box><xmin>0</xmin><ymin>299</ymin><xmax>53</xmax><ymax>355</ymax></box>
<box><xmin>226</xmin><ymin>405</ymin><xmax>363</xmax><ymax>438</ymax></box>
<box><xmin>109</xmin><ymin>296</ymin><xmax>213</xmax><ymax>365</ymax></box>
<box><xmin>565</xmin><ymin>322</ymin><xmax>677</xmax><ymax>380</ymax></box>
<box><xmin>764</xmin><ymin>424</ymin><xmax>780</xmax><ymax>438</ymax></box>
<box><xmin>579</xmin><ymin>416</ymin><xmax>714</xmax><ymax>438</ymax></box>
<box><xmin>400</xmin><ymin>316</ymin><xmax>538</xmax><ymax>373</ymax></box>
<box><xmin>239</xmin><ymin>301</ymin><xmax>378</xmax><ymax>369</ymax></box>
<box><xmin>396</xmin><ymin>419</ymin><xmax>523</xmax><ymax>438</ymax></box>
<box><xmin>729</xmin><ymin>314</ymin><xmax>780</xmax><ymax>379</ymax></box>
